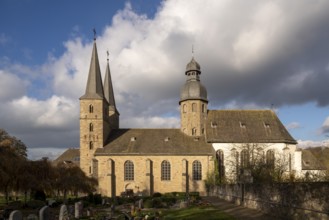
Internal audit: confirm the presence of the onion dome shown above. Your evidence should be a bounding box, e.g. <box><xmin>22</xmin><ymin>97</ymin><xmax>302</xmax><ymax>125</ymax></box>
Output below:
<box><xmin>180</xmin><ymin>57</ymin><xmax>208</xmax><ymax>103</ymax></box>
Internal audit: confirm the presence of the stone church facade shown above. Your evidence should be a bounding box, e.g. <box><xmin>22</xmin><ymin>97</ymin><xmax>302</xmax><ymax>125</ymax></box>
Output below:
<box><xmin>79</xmin><ymin>39</ymin><xmax>300</xmax><ymax>197</ymax></box>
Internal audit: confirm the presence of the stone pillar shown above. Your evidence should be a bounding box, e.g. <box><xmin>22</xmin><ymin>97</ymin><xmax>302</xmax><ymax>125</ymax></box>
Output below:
<box><xmin>146</xmin><ymin>159</ymin><xmax>154</xmax><ymax>196</ymax></box>
<box><xmin>182</xmin><ymin>159</ymin><xmax>189</xmax><ymax>194</ymax></box>
<box><xmin>108</xmin><ymin>159</ymin><xmax>116</xmax><ymax>197</ymax></box>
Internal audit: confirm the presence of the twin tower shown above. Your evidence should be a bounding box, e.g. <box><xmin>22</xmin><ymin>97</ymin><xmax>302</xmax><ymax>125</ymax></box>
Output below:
<box><xmin>79</xmin><ymin>39</ymin><xmax>208</xmax><ymax>173</ymax></box>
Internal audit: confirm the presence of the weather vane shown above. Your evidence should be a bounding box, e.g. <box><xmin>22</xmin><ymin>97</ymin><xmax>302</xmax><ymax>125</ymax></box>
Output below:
<box><xmin>93</xmin><ymin>28</ymin><xmax>96</xmax><ymax>40</ymax></box>
<box><xmin>192</xmin><ymin>44</ymin><xmax>194</xmax><ymax>57</ymax></box>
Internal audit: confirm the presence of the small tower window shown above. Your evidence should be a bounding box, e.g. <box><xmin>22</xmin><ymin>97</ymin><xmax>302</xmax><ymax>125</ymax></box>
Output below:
<box><xmin>89</xmin><ymin>141</ymin><xmax>93</xmax><ymax>150</ymax></box>
<box><xmin>89</xmin><ymin>123</ymin><xmax>93</xmax><ymax>132</ymax></box>
<box><xmin>192</xmin><ymin>103</ymin><xmax>197</xmax><ymax>112</ymax></box>
<box><xmin>202</xmin><ymin>104</ymin><xmax>205</xmax><ymax>113</ymax></box>
<box><xmin>192</xmin><ymin>128</ymin><xmax>197</xmax><ymax>136</ymax></box>
<box><xmin>183</xmin><ymin>104</ymin><xmax>187</xmax><ymax>113</ymax></box>
<box><xmin>89</xmin><ymin>104</ymin><xmax>94</xmax><ymax>113</ymax></box>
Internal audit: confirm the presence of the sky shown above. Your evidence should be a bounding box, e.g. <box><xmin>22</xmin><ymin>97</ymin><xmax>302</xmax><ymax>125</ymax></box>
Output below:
<box><xmin>1</xmin><ymin>0</ymin><xmax>329</xmax><ymax>160</ymax></box>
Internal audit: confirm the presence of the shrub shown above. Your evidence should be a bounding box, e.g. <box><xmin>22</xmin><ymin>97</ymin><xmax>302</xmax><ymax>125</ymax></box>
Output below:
<box><xmin>143</xmin><ymin>199</ymin><xmax>153</xmax><ymax>208</ymax></box>
<box><xmin>32</xmin><ymin>190</ymin><xmax>46</xmax><ymax>201</ymax></box>
<box><xmin>152</xmin><ymin>198</ymin><xmax>163</xmax><ymax>208</ymax></box>
<box><xmin>26</xmin><ymin>200</ymin><xmax>46</xmax><ymax>209</ymax></box>
<box><xmin>152</xmin><ymin>192</ymin><xmax>162</xmax><ymax>198</ymax></box>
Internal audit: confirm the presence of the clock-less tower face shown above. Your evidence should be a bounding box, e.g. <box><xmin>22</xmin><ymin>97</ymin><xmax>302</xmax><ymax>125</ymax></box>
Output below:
<box><xmin>180</xmin><ymin>58</ymin><xmax>208</xmax><ymax>136</ymax></box>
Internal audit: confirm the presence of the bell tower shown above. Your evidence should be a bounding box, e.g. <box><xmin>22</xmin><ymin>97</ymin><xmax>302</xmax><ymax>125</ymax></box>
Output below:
<box><xmin>179</xmin><ymin>57</ymin><xmax>208</xmax><ymax>136</ymax></box>
<box><xmin>79</xmin><ymin>39</ymin><xmax>110</xmax><ymax>176</ymax></box>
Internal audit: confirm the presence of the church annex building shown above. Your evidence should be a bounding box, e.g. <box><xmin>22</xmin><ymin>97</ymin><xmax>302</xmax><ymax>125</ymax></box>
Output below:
<box><xmin>78</xmin><ymin>39</ymin><xmax>308</xmax><ymax>197</ymax></box>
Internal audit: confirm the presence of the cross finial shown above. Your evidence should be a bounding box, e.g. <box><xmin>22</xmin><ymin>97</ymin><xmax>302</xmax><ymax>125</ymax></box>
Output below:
<box><xmin>192</xmin><ymin>44</ymin><xmax>194</xmax><ymax>57</ymax></box>
<box><xmin>93</xmin><ymin>28</ymin><xmax>96</xmax><ymax>41</ymax></box>
<box><xmin>107</xmin><ymin>50</ymin><xmax>109</xmax><ymax>61</ymax></box>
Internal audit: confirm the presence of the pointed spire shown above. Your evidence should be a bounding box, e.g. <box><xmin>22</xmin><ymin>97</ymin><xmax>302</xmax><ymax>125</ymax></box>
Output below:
<box><xmin>80</xmin><ymin>40</ymin><xmax>104</xmax><ymax>99</ymax></box>
<box><xmin>104</xmin><ymin>51</ymin><xmax>119</xmax><ymax>113</ymax></box>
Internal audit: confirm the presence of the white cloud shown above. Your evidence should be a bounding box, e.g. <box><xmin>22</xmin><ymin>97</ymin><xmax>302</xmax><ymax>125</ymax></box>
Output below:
<box><xmin>297</xmin><ymin>139</ymin><xmax>329</xmax><ymax>148</ymax></box>
<box><xmin>2</xmin><ymin>1</ymin><xmax>329</xmax><ymax>159</ymax></box>
<box><xmin>27</xmin><ymin>147</ymin><xmax>68</xmax><ymax>161</ymax></box>
<box><xmin>286</xmin><ymin>122</ymin><xmax>301</xmax><ymax>130</ymax></box>
<box><xmin>321</xmin><ymin>116</ymin><xmax>329</xmax><ymax>134</ymax></box>
<box><xmin>0</xmin><ymin>70</ymin><xmax>28</xmax><ymax>101</ymax></box>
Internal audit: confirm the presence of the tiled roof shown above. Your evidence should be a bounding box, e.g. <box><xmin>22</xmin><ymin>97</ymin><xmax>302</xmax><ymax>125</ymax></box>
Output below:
<box><xmin>95</xmin><ymin>129</ymin><xmax>214</xmax><ymax>156</ymax></box>
<box><xmin>302</xmin><ymin>149</ymin><xmax>326</xmax><ymax>170</ymax></box>
<box><xmin>206</xmin><ymin>110</ymin><xmax>296</xmax><ymax>144</ymax></box>
<box><xmin>52</xmin><ymin>148</ymin><xmax>80</xmax><ymax>166</ymax></box>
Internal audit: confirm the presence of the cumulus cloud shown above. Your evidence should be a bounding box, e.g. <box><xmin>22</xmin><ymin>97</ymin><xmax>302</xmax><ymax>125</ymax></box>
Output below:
<box><xmin>2</xmin><ymin>1</ymin><xmax>329</xmax><ymax>159</ymax></box>
<box><xmin>321</xmin><ymin>116</ymin><xmax>329</xmax><ymax>134</ymax></box>
<box><xmin>297</xmin><ymin>139</ymin><xmax>329</xmax><ymax>148</ymax></box>
<box><xmin>286</xmin><ymin>122</ymin><xmax>301</xmax><ymax>130</ymax></box>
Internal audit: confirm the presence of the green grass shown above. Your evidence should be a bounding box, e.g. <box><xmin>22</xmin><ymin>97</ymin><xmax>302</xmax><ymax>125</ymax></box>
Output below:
<box><xmin>162</xmin><ymin>205</ymin><xmax>235</xmax><ymax>220</ymax></box>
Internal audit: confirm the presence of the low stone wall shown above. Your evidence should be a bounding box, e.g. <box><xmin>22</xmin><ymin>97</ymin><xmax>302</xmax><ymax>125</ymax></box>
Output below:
<box><xmin>211</xmin><ymin>182</ymin><xmax>329</xmax><ymax>219</ymax></box>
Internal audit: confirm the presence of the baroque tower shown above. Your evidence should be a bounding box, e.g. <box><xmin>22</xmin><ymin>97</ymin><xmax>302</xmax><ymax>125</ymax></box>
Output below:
<box><xmin>180</xmin><ymin>57</ymin><xmax>208</xmax><ymax>136</ymax></box>
<box><xmin>79</xmin><ymin>39</ymin><xmax>119</xmax><ymax>176</ymax></box>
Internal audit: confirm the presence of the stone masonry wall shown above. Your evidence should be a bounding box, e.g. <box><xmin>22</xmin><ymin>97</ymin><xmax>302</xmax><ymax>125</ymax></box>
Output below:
<box><xmin>95</xmin><ymin>155</ymin><xmax>214</xmax><ymax>197</ymax></box>
<box><xmin>213</xmin><ymin>182</ymin><xmax>329</xmax><ymax>219</ymax></box>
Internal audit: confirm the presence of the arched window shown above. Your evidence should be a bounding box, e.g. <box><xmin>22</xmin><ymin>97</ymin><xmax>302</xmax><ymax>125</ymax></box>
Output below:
<box><xmin>202</xmin><ymin>104</ymin><xmax>205</xmax><ymax>113</ymax></box>
<box><xmin>240</xmin><ymin>149</ymin><xmax>249</xmax><ymax>168</ymax></box>
<box><xmin>161</xmin><ymin>160</ymin><xmax>171</xmax><ymax>181</ymax></box>
<box><xmin>124</xmin><ymin>160</ymin><xmax>134</xmax><ymax>181</ymax></box>
<box><xmin>89</xmin><ymin>104</ymin><xmax>93</xmax><ymax>113</ymax></box>
<box><xmin>192</xmin><ymin>103</ymin><xmax>197</xmax><ymax>112</ymax></box>
<box><xmin>192</xmin><ymin>160</ymin><xmax>202</xmax><ymax>180</ymax></box>
<box><xmin>89</xmin><ymin>141</ymin><xmax>93</xmax><ymax>150</ymax></box>
<box><xmin>216</xmin><ymin>150</ymin><xmax>225</xmax><ymax>180</ymax></box>
<box><xmin>266</xmin><ymin>150</ymin><xmax>275</xmax><ymax>169</ymax></box>
<box><xmin>183</xmin><ymin>104</ymin><xmax>187</xmax><ymax>113</ymax></box>
<box><xmin>89</xmin><ymin>123</ymin><xmax>93</xmax><ymax>132</ymax></box>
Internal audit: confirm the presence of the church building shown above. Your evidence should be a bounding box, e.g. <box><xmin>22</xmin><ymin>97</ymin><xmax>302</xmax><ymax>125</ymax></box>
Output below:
<box><xmin>79</xmin><ymin>39</ymin><xmax>302</xmax><ymax>197</ymax></box>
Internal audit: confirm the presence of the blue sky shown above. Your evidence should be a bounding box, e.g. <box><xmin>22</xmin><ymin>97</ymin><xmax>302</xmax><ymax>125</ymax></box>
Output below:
<box><xmin>1</xmin><ymin>0</ymin><xmax>329</xmax><ymax>159</ymax></box>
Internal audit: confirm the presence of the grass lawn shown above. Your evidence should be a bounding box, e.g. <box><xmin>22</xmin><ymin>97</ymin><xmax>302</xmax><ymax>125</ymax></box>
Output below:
<box><xmin>162</xmin><ymin>205</ymin><xmax>235</xmax><ymax>220</ymax></box>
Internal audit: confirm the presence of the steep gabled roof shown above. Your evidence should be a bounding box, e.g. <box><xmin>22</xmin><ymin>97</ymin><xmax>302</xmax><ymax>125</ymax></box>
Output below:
<box><xmin>80</xmin><ymin>41</ymin><xmax>104</xmax><ymax>99</ymax></box>
<box><xmin>52</xmin><ymin>148</ymin><xmax>80</xmax><ymax>166</ymax></box>
<box><xmin>95</xmin><ymin>129</ymin><xmax>214</xmax><ymax>156</ymax></box>
<box><xmin>302</xmin><ymin>149</ymin><xmax>327</xmax><ymax>170</ymax></box>
<box><xmin>206</xmin><ymin>110</ymin><xmax>297</xmax><ymax>144</ymax></box>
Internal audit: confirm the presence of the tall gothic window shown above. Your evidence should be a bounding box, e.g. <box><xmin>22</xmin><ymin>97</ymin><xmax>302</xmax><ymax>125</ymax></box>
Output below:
<box><xmin>192</xmin><ymin>103</ymin><xmax>197</xmax><ymax>112</ymax></box>
<box><xmin>240</xmin><ymin>149</ymin><xmax>249</xmax><ymax>169</ymax></box>
<box><xmin>216</xmin><ymin>150</ymin><xmax>225</xmax><ymax>180</ymax></box>
<box><xmin>89</xmin><ymin>123</ymin><xmax>93</xmax><ymax>132</ymax></box>
<box><xmin>192</xmin><ymin>160</ymin><xmax>202</xmax><ymax>180</ymax></box>
<box><xmin>124</xmin><ymin>160</ymin><xmax>134</xmax><ymax>181</ymax></box>
<box><xmin>161</xmin><ymin>160</ymin><xmax>171</xmax><ymax>181</ymax></box>
<box><xmin>89</xmin><ymin>104</ymin><xmax>93</xmax><ymax>113</ymax></box>
<box><xmin>266</xmin><ymin>150</ymin><xmax>275</xmax><ymax>169</ymax></box>
<box><xmin>89</xmin><ymin>141</ymin><xmax>93</xmax><ymax>150</ymax></box>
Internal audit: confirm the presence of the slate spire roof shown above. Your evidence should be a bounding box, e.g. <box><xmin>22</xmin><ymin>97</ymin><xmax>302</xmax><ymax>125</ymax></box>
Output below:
<box><xmin>104</xmin><ymin>56</ymin><xmax>118</xmax><ymax>113</ymax></box>
<box><xmin>80</xmin><ymin>40</ymin><xmax>104</xmax><ymax>99</ymax></box>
